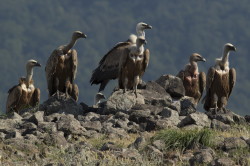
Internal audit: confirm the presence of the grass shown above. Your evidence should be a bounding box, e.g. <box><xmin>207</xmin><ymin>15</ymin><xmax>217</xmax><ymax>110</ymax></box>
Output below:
<box><xmin>151</xmin><ymin>128</ymin><xmax>216</xmax><ymax>151</ymax></box>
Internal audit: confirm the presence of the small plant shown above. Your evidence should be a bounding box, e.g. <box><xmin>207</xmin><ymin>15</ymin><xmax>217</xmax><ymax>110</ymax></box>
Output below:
<box><xmin>152</xmin><ymin>128</ymin><xmax>215</xmax><ymax>151</ymax></box>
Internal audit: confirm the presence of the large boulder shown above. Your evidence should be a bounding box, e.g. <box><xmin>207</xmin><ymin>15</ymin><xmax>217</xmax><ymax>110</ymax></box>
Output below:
<box><xmin>40</xmin><ymin>93</ymin><xmax>83</xmax><ymax>117</ymax></box>
<box><xmin>103</xmin><ymin>90</ymin><xmax>145</xmax><ymax>114</ymax></box>
<box><xmin>179</xmin><ymin>112</ymin><xmax>211</xmax><ymax>128</ymax></box>
<box><xmin>155</xmin><ymin>74</ymin><xmax>185</xmax><ymax>98</ymax></box>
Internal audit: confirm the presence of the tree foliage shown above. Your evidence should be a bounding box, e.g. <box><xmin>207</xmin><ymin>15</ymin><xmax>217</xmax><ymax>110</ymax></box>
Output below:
<box><xmin>0</xmin><ymin>0</ymin><xmax>249</xmax><ymax>115</ymax></box>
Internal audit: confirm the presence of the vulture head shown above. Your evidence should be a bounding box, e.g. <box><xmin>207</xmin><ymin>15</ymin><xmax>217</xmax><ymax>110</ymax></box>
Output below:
<box><xmin>72</xmin><ymin>31</ymin><xmax>87</xmax><ymax>40</ymax></box>
<box><xmin>26</xmin><ymin>59</ymin><xmax>41</xmax><ymax>68</ymax></box>
<box><xmin>136</xmin><ymin>22</ymin><xmax>152</xmax><ymax>37</ymax></box>
<box><xmin>190</xmin><ymin>53</ymin><xmax>206</xmax><ymax>62</ymax></box>
<box><xmin>224</xmin><ymin>43</ymin><xmax>236</xmax><ymax>52</ymax></box>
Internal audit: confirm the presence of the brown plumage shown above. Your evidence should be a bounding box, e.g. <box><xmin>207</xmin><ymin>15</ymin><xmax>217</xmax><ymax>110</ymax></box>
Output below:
<box><xmin>177</xmin><ymin>53</ymin><xmax>206</xmax><ymax>105</ymax></box>
<box><xmin>118</xmin><ymin>37</ymin><xmax>149</xmax><ymax>97</ymax></box>
<box><xmin>203</xmin><ymin>43</ymin><xmax>236</xmax><ymax>111</ymax></box>
<box><xmin>90</xmin><ymin>22</ymin><xmax>152</xmax><ymax>92</ymax></box>
<box><xmin>6</xmin><ymin>60</ymin><xmax>41</xmax><ymax>113</ymax></box>
<box><xmin>45</xmin><ymin>31</ymin><xmax>86</xmax><ymax>101</ymax></box>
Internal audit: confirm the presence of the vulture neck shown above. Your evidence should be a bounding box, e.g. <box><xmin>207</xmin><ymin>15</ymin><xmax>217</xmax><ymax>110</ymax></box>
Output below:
<box><xmin>189</xmin><ymin>60</ymin><xmax>198</xmax><ymax>72</ymax></box>
<box><xmin>136</xmin><ymin>29</ymin><xmax>145</xmax><ymax>38</ymax></box>
<box><xmin>221</xmin><ymin>48</ymin><xmax>230</xmax><ymax>65</ymax></box>
<box><xmin>26</xmin><ymin>66</ymin><xmax>33</xmax><ymax>86</ymax></box>
<box><xmin>137</xmin><ymin>43</ymin><xmax>144</xmax><ymax>54</ymax></box>
<box><xmin>64</xmin><ymin>36</ymin><xmax>78</xmax><ymax>54</ymax></box>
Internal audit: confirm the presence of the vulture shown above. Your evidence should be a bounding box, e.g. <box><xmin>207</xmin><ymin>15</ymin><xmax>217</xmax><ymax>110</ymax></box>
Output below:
<box><xmin>45</xmin><ymin>31</ymin><xmax>87</xmax><ymax>101</ymax></box>
<box><xmin>177</xmin><ymin>53</ymin><xmax>206</xmax><ymax>106</ymax></box>
<box><xmin>118</xmin><ymin>37</ymin><xmax>149</xmax><ymax>97</ymax></box>
<box><xmin>6</xmin><ymin>59</ymin><xmax>41</xmax><ymax>113</ymax></box>
<box><xmin>90</xmin><ymin>22</ymin><xmax>152</xmax><ymax>93</ymax></box>
<box><xmin>203</xmin><ymin>43</ymin><xmax>236</xmax><ymax>112</ymax></box>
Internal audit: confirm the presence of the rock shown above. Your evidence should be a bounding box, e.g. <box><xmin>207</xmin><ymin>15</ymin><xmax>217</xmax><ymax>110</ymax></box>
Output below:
<box><xmin>21</xmin><ymin>122</ymin><xmax>38</xmax><ymax>136</ymax></box>
<box><xmin>159</xmin><ymin>107</ymin><xmax>179</xmax><ymax>119</ymax></box>
<box><xmin>100</xmin><ymin>142</ymin><xmax>122</xmax><ymax>151</ymax></box>
<box><xmin>179</xmin><ymin>112</ymin><xmax>211</xmax><ymax>127</ymax></box>
<box><xmin>103</xmin><ymin>90</ymin><xmax>145</xmax><ymax>114</ymax></box>
<box><xmin>114</xmin><ymin>112</ymin><xmax>129</xmax><ymax>120</ymax></box>
<box><xmin>139</xmin><ymin>89</ymin><xmax>172</xmax><ymax>107</ymax></box>
<box><xmin>206</xmin><ymin>110</ymin><xmax>246</xmax><ymax>125</ymax></box>
<box><xmin>145</xmin><ymin>145</ymin><xmax>164</xmax><ymax>160</ymax></box>
<box><xmin>115</xmin><ymin>148</ymin><xmax>142</xmax><ymax>162</ymax></box>
<box><xmin>169</xmin><ymin>100</ymin><xmax>181</xmax><ymax>113</ymax></box>
<box><xmin>5</xmin><ymin>130</ymin><xmax>22</xmax><ymax>139</ymax></box>
<box><xmin>78</xmin><ymin>112</ymin><xmax>100</xmax><ymax>122</ymax></box>
<box><xmin>102</xmin><ymin>125</ymin><xmax>129</xmax><ymax>139</ymax></box>
<box><xmin>223</xmin><ymin>137</ymin><xmax>248</xmax><ymax>151</ymax></box>
<box><xmin>129</xmin><ymin>110</ymin><xmax>151</xmax><ymax>124</ymax></box>
<box><xmin>43</xmin><ymin>132</ymin><xmax>68</xmax><ymax>148</ymax></box>
<box><xmin>132</xmin><ymin>104</ymin><xmax>163</xmax><ymax>116</ymax></box>
<box><xmin>27</xmin><ymin>111</ymin><xmax>44</xmax><ymax>125</ymax></box>
<box><xmin>8</xmin><ymin>112</ymin><xmax>22</xmax><ymax>120</ymax></box>
<box><xmin>211</xmin><ymin>119</ymin><xmax>230</xmax><ymax>131</ymax></box>
<box><xmin>40</xmin><ymin>93</ymin><xmax>83</xmax><ymax>117</ymax></box>
<box><xmin>155</xmin><ymin>74</ymin><xmax>185</xmax><ymax>98</ymax></box>
<box><xmin>189</xmin><ymin>149</ymin><xmax>213</xmax><ymax>165</ymax></box>
<box><xmin>145</xmin><ymin>81</ymin><xmax>170</xmax><ymax>96</ymax></box>
<box><xmin>245</xmin><ymin>115</ymin><xmax>250</xmax><ymax>123</ymax></box>
<box><xmin>179</xmin><ymin>96</ymin><xmax>196</xmax><ymax>116</ymax></box>
<box><xmin>128</xmin><ymin>136</ymin><xmax>146</xmax><ymax>150</ymax></box>
<box><xmin>246</xmin><ymin>139</ymin><xmax>250</xmax><ymax>146</ymax></box>
<box><xmin>56</xmin><ymin>114</ymin><xmax>86</xmax><ymax>136</ymax></box>
<box><xmin>80</xmin><ymin>121</ymin><xmax>102</xmax><ymax>132</ymax></box>
<box><xmin>152</xmin><ymin>140</ymin><xmax>165</xmax><ymax>151</ymax></box>
<box><xmin>212</xmin><ymin>157</ymin><xmax>235</xmax><ymax>166</ymax></box>
<box><xmin>37</xmin><ymin>122</ymin><xmax>57</xmax><ymax>134</ymax></box>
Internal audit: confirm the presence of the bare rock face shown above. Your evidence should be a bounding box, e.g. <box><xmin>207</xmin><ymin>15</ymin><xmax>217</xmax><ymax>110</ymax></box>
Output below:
<box><xmin>40</xmin><ymin>92</ymin><xmax>83</xmax><ymax>117</ymax></box>
<box><xmin>179</xmin><ymin>112</ymin><xmax>211</xmax><ymax>127</ymax></box>
<box><xmin>223</xmin><ymin>137</ymin><xmax>248</xmax><ymax>151</ymax></box>
<box><xmin>103</xmin><ymin>90</ymin><xmax>145</xmax><ymax>114</ymax></box>
<box><xmin>155</xmin><ymin>74</ymin><xmax>185</xmax><ymax>98</ymax></box>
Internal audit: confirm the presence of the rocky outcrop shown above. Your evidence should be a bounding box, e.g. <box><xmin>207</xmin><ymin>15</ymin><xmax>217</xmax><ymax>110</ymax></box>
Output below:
<box><xmin>0</xmin><ymin>75</ymin><xmax>249</xmax><ymax>165</ymax></box>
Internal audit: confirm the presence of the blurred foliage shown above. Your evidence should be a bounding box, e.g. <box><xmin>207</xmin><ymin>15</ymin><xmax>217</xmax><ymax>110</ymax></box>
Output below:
<box><xmin>0</xmin><ymin>0</ymin><xmax>249</xmax><ymax>115</ymax></box>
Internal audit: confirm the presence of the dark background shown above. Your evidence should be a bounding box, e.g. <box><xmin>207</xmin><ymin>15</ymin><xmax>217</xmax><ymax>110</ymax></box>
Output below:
<box><xmin>0</xmin><ymin>0</ymin><xmax>249</xmax><ymax>115</ymax></box>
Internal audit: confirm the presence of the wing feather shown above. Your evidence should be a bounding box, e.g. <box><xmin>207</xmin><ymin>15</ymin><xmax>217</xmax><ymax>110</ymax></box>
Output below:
<box><xmin>142</xmin><ymin>49</ymin><xmax>150</xmax><ymax>74</ymax></box>
<box><xmin>6</xmin><ymin>85</ymin><xmax>22</xmax><ymax>113</ymax></box>
<box><xmin>69</xmin><ymin>49</ymin><xmax>78</xmax><ymax>82</ymax></box>
<box><xmin>45</xmin><ymin>49</ymin><xmax>61</xmax><ymax>94</ymax></box>
<box><xmin>90</xmin><ymin>42</ymin><xmax>132</xmax><ymax>85</ymax></box>
<box><xmin>198</xmin><ymin>72</ymin><xmax>206</xmax><ymax>102</ymax></box>
<box><xmin>228</xmin><ymin>68</ymin><xmax>236</xmax><ymax>97</ymax></box>
<box><xmin>118</xmin><ymin>48</ymin><xmax>130</xmax><ymax>88</ymax></box>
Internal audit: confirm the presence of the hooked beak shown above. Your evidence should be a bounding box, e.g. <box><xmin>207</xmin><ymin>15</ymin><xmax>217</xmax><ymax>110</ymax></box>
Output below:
<box><xmin>35</xmin><ymin>62</ymin><xmax>41</xmax><ymax>67</ymax></box>
<box><xmin>201</xmin><ymin>58</ymin><xmax>206</xmax><ymax>62</ymax></box>
<box><xmin>81</xmin><ymin>33</ymin><xmax>87</xmax><ymax>38</ymax></box>
<box><xmin>145</xmin><ymin>24</ymin><xmax>152</xmax><ymax>29</ymax></box>
<box><xmin>232</xmin><ymin>46</ymin><xmax>236</xmax><ymax>52</ymax></box>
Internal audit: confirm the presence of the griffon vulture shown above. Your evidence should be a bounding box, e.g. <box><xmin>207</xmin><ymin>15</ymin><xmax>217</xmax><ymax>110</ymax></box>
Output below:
<box><xmin>118</xmin><ymin>37</ymin><xmax>149</xmax><ymax>97</ymax></box>
<box><xmin>90</xmin><ymin>22</ymin><xmax>152</xmax><ymax>93</ymax></box>
<box><xmin>177</xmin><ymin>53</ymin><xmax>206</xmax><ymax>106</ymax></box>
<box><xmin>202</xmin><ymin>43</ymin><xmax>236</xmax><ymax>112</ymax></box>
<box><xmin>45</xmin><ymin>31</ymin><xmax>86</xmax><ymax>101</ymax></box>
<box><xmin>6</xmin><ymin>60</ymin><xmax>41</xmax><ymax>113</ymax></box>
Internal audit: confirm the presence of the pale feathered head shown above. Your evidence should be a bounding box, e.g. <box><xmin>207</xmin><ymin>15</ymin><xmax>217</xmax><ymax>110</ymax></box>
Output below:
<box><xmin>72</xmin><ymin>31</ymin><xmax>87</xmax><ymax>39</ymax></box>
<box><xmin>224</xmin><ymin>43</ymin><xmax>236</xmax><ymax>52</ymax></box>
<box><xmin>26</xmin><ymin>59</ymin><xmax>41</xmax><ymax>68</ymax></box>
<box><xmin>190</xmin><ymin>53</ymin><xmax>206</xmax><ymax>62</ymax></box>
<box><xmin>136</xmin><ymin>22</ymin><xmax>152</xmax><ymax>37</ymax></box>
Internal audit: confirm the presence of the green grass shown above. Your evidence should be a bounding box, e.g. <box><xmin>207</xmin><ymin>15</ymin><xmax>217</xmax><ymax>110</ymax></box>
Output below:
<box><xmin>152</xmin><ymin>128</ymin><xmax>215</xmax><ymax>151</ymax></box>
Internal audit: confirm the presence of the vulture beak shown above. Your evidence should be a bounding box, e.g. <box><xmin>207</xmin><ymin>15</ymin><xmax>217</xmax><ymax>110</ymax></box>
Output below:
<box><xmin>201</xmin><ymin>57</ymin><xmax>206</xmax><ymax>62</ymax></box>
<box><xmin>145</xmin><ymin>24</ymin><xmax>152</xmax><ymax>29</ymax></box>
<box><xmin>232</xmin><ymin>46</ymin><xmax>236</xmax><ymax>52</ymax></box>
<box><xmin>81</xmin><ymin>33</ymin><xmax>87</xmax><ymax>38</ymax></box>
<box><xmin>35</xmin><ymin>62</ymin><xmax>42</xmax><ymax>67</ymax></box>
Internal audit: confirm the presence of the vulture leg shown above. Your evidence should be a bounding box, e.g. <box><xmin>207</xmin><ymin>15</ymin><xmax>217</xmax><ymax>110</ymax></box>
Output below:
<box><xmin>31</xmin><ymin>88</ymin><xmax>40</xmax><ymax>107</ymax></box>
<box><xmin>123</xmin><ymin>77</ymin><xmax>128</xmax><ymax>94</ymax></box>
<box><xmin>217</xmin><ymin>96</ymin><xmax>228</xmax><ymax>113</ymax></box>
<box><xmin>65</xmin><ymin>79</ymin><xmax>72</xmax><ymax>99</ymax></box>
<box><xmin>71</xmin><ymin>84</ymin><xmax>79</xmax><ymax>101</ymax></box>
<box><xmin>55</xmin><ymin>77</ymin><xmax>60</xmax><ymax>99</ymax></box>
<box><xmin>133</xmin><ymin>76</ymin><xmax>140</xmax><ymax>98</ymax></box>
